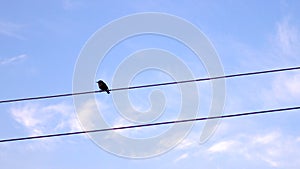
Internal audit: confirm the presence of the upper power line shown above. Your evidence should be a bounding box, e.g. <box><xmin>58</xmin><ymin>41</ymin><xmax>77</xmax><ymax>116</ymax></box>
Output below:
<box><xmin>0</xmin><ymin>105</ymin><xmax>299</xmax><ymax>143</ymax></box>
<box><xmin>1</xmin><ymin>66</ymin><xmax>300</xmax><ymax>104</ymax></box>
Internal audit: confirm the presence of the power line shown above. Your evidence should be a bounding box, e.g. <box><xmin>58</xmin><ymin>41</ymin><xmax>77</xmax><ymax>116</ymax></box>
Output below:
<box><xmin>0</xmin><ymin>91</ymin><xmax>99</xmax><ymax>104</ymax></box>
<box><xmin>1</xmin><ymin>66</ymin><xmax>300</xmax><ymax>104</ymax></box>
<box><xmin>0</xmin><ymin>105</ymin><xmax>299</xmax><ymax>143</ymax></box>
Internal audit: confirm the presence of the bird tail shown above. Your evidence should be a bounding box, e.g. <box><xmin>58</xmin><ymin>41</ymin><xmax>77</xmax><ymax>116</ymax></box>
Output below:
<box><xmin>106</xmin><ymin>90</ymin><xmax>110</xmax><ymax>94</ymax></box>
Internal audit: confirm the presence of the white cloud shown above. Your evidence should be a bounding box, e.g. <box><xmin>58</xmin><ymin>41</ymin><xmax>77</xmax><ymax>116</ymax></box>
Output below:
<box><xmin>10</xmin><ymin>102</ymin><xmax>81</xmax><ymax>136</ymax></box>
<box><xmin>274</xmin><ymin>18</ymin><xmax>300</xmax><ymax>57</ymax></box>
<box><xmin>252</xmin><ymin>131</ymin><xmax>280</xmax><ymax>144</ymax></box>
<box><xmin>8</xmin><ymin>102</ymin><xmax>83</xmax><ymax>151</ymax></box>
<box><xmin>169</xmin><ymin>124</ymin><xmax>300</xmax><ymax>168</ymax></box>
<box><xmin>175</xmin><ymin>137</ymin><xmax>197</xmax><ymax>150</ymax></box>
<box><xmin>274</xmin><ymin>73</ymin><xmax>300</xmax><ymax>99</ymax></box>
<box><xmin>0</xmin><ymin>21</ymin><xmax>25</xmax><ymax>39</ymax></box>
<box><xmin>77</xmin><ymin>99</ymin><xmax>107</xmax><ymax>130</ymax></box>
<box><xmin>262</xmin><ymin>72</ymin><xmax>300</xmax><ymax>106</ymax></box>
<box><xmin>224</xmin><ymin>17</ymin><xmax>300</xmax><ymax>72</ymax></box>
<box><xmin>206</xmin><ymin>130</ymin><xmax>300</xmax><ymax>168</ymax></box>
<box><xmin>11</xmin><ymin>104</ymin><xmax>41</xmax><ymax>128</ymax></box>
<box><xmin>0</xmin><ymin>54</ymin><xmax>27</xmax><ymax>65</ymax></box>
<box><xmin>174</xmin><ymin>153</ymin><xmax>189</xmax><ymax>163</ymax></box>
<box><xmin>208</xmin><ymin>140</ymin><xmax>238</xmax><ymax>153</ymax></box>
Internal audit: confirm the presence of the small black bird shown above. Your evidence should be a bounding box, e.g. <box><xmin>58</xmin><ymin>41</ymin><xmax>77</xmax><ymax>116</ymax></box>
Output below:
<box><xmin>97</xmin><ymin>80</ymin><xmax>110</xmax><ymax>94</ymax></box>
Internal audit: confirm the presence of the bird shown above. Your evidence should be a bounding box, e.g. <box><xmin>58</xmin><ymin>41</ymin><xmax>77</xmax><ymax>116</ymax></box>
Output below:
<box><xmin>97</xmin><ymin>80</ymin><xmax>110</xmax><ymax>94</ymax></box>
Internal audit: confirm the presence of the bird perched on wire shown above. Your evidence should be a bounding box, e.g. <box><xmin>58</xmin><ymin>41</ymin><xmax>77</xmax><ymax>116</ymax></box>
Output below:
<box><xmin>97</xmin><ymin>80</ymin><xmax>110</xmax><ymax>94</ymax></box>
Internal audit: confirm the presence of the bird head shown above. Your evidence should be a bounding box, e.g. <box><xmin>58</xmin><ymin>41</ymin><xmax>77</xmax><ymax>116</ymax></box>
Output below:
<box><xmin>97</xmin><ymin>80</ymin><xmax>103</xmax><ymax>84</ymax></box>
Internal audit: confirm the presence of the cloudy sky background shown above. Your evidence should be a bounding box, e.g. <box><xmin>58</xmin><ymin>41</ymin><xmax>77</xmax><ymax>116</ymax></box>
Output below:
<box><xmin>1</xmin><ymin>1</ymin><xmax>300</xmax><ymax>168</ymax></box>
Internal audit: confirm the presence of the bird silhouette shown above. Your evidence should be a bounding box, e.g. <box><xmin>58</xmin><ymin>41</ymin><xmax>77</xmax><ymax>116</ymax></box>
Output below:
<box><xmin>97</xmin><ymin>80</ymin><xmax>110</xmax><ymax>94</ymax></box>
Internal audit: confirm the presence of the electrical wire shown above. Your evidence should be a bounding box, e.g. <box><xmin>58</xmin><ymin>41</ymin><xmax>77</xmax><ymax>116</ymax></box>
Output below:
<box><xmin>1</xmin><ymin>66</ymin><xmax>300</xmax><ymax>104</ymax></box>
<box><xmin>0</xmin><ymin>105</ymin><xmax>299</xmax><ymax>143</ymax></box>
<box><xmin>0</xmin><ymin>91</ymin><xmax>99</xmax><ymax>104</ymax></box>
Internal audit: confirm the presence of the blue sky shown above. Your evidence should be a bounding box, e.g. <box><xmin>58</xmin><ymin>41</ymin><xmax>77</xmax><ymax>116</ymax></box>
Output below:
<box><xmin>1</xmin><ymin>0</ymin><xmax>300</xmax><ymax>168</ymax></box>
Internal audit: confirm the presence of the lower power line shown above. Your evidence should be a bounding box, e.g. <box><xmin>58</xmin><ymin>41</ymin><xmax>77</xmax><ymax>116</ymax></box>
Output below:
<box><xmin>0</xmin><ymin>106</ymin><xmax>299</xmax><ymax>143</ymax></box>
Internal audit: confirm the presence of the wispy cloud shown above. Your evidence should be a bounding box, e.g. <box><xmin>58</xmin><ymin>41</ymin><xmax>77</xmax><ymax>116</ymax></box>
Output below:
<box><xmin>264</xmin><ymin>72</ymin><xmax>300</xmax><ymax>105</ymax></box>
<box><xmin>174</xmin><ymin>153</ymin><xmax>189</xmax><ymax>163</ymax></box>
<box><xmin>0</xmin><ymin>21</ymin><xmax>25</xmax><ymax>39</ymax></box>
<box><xmin>207</xmin><ymin>140</ymin><xmax>238</xmax><ymax>153</ymax></box>
<box><xmin>206</xmin><ymin>130</ymin><xmax>300</xmax><ymax>168</ymax></box>
<box><xmin>9</xmin><ymin>102</ymin><xmax>82</xmax><ymax>150</ymax></box>
<box><xmin>274</xmin><ymin>18</ymin><xmax>300</xmax><ymax>57</ymax></box>
<box><xmin>169</xmin><ymin>120</ymin><xmax>300</xmax><ymax>168</ymax></box>
<box><xmin>222</xmin><ymin>17</ymin><xmax>300</xmax><ymax>72</ymax></box>
<box><xmin>0</xmin><ymin>54</ymin><xmax>27</xmax><ymax>65</ymax></box>
<box><xmin>10</xmin><ymin>102</ymin><xmax>81</xmax><ymax>136</ymax></box>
